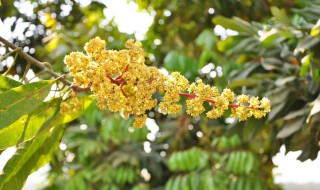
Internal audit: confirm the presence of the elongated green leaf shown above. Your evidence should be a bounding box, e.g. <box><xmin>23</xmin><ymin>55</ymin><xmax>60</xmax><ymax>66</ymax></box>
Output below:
<box><xmin>228</xmin><ymin>79</ymin><xmax>259</xmax><ymax>89</ymax></box>
<box><xmin>212</xmin><ymin>16</ymin><xmax>256</xmax><ymax>35</ymax></box>
<box><xmin>163</xmin><ymin>51</ymin><xmax>198</xmax><ymax>81</ymax></box>
<box><xmin>167</xmin><ymin>148</ymin><xmax>209</xmax><ymax>171</ymax></box>
<box><xmin>245</xmin><ymin>153</ymin><xmax>255</xmax><ymax>174</ymax></box>
<box><xmin>164</xmin><ymin>178</ymin><xmax>174</xmax><ymax>190</ymax></box>
<box><xmin>295</xmin><ymin>35</ymin><xmax>320</xmax><ymax>53</ymax></box>
<box><xmin>277</xmin><ymin>117</ymin><xmax>305</xmax><ymax>138</ymax></box>
<box><xmin>0</xmin><ymin>80</ymin><xmax>53</xmax><ymax>128</ymax></box>
<box><xmin>311</xmin><ymin>18</ymin><xmax>320</xmax><ymax>36</ymax></box>
<box><xmin>270</xmin><ymin>6</ymin><xmax>291</xmax><ymax>25</ymax></box>
<box><xmin>0</xmin><ymin>75</ymin><xmax>22</xmax><ymax>92</ymax></box>
<box><xmin>171</xmin><ymin>177</ymin><xmax>182</xmax><ymax>190</ymax></box>
<box><xmin>0</xmin><ymin>124</ymin><xmax>63</xmax><ymax>190</ymax></box>
<box><xmin>0</xmin><ymin>96</ymin><xmax>94</xmax><ymax>188</ymax></box>
<box><xmin>0</xmin><ymin>95</ymin><xmax>93</xmax><ymax>150</ymax></box>
<box><xmin>0</xmin><ymin>99</ymin><xmax>61</xmax><ymax>150</ymax></box>
<box><xmin>195</xmin><ymin>29</ymin><xmax>217</xmax><ymax>50</ymax></box>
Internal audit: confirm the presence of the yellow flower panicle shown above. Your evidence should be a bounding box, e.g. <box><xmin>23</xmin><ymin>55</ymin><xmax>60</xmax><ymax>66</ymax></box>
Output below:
<box><xmin>64</xmin><ymin>37</ymin><xmax>271</xmax><ymax>128</ymax></box>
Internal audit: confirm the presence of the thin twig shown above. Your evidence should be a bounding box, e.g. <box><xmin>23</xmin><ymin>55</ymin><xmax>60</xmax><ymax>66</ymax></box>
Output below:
<box><xmin>0</xmin><ymin>47</ymin><xmax>22</xmax><ymax>62</ymax></box>
<box><xmin>0</xmin><ymin>36</ymin><xmax>73</xmax><ymax>86</ymax></box>
<box><xmin>3</xmin><ymin>51</ymin><xmax>19</xmax><ymax>75</ymax></box>
<box><xmin>20</xmin><ymin>62</ymin><xmax>31</xmax><ymax>83</ymax></box>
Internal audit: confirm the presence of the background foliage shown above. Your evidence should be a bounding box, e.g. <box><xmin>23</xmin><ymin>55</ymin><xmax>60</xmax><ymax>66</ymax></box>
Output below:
<box><xmin>0</xmin><ymin>0</ymin><xmax>320</xmax><ymax>189</ymax></box>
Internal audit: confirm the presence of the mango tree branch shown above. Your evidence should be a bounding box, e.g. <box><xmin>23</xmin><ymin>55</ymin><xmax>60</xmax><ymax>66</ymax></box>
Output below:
<box><xmin>0</xmin><ymin>36</ymin><xmax>86</xmax><ymax>92</ymax></box>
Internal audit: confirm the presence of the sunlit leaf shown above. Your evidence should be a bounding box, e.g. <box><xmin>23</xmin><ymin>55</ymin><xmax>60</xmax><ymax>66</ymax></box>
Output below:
<box><xmin>163</xmin><ymin>51</ymin><xmax>198</xmax><ymax>80</ymax></box>
<box><xmin>0</xmin><ymin>98</ymin><xmax>61</xmax><ymax>150</ymax></box>
<box><xmin>212</xmin><ymin>16</ymin><xmax>256</xmax><ymax>35</ymax></box>
<box><xmin>0</xmin><ymin>75</ymin><xmax>21</xmax><ymax>92</ymax></box>
<box><xmin>0</xmin><ymin>80</ymin><xmax>53</xmax><ymax>128</ymax></box>
<box><xmin>0</xmin><ymin>124</ymin><xmax>64</xmax><ymax>190</ymax></box>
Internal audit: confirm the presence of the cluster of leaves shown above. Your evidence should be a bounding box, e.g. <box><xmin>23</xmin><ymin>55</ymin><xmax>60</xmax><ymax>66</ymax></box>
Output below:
<box><xmin>213</xmin><ymin>4</ymin><xmax>320</xmax><ymax>161</ymax></box>
<box><xmin>0</xmin><ymin>75</ymin><xmax>94</xmax><ymax>189</ymax></box>
<box><xmin>164</xmin><ymin>135</ymin><xmax>268</xmax><ymax>190</ymax></box>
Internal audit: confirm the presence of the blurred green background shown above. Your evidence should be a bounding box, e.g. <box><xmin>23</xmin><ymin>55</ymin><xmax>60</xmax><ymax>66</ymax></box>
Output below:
<box><xmin>1</xmin><ymin>0</ymin><xmax>320</xmax><ymax>189</ymax></box>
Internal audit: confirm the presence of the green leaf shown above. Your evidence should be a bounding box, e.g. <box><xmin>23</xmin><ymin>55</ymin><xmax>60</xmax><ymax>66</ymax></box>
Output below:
<box><xmin>0</xmin><ymin>124</ymin><xmax>64</xmax><ymax>190</ymax></box>
<box><xmin>277</xmin><ymin>117</ymin><xmax>305</xmax><ymax>138</ymax></box>
<box><xmin>238</xmin><ymin>151</ymin><xmax>247</xmax><ymax>174</ymax></box>
<box><xmin>236</xmin><ymin>177</ymin><xmax>245</xmax><ymax>190</ymax></box>
<box><xmin>0</xmin><ymin>98</ymin><xmax>61</xmax><ymax>150</ymax></box>
<box><xmin>163</xmin><ymin>51</ymin><xmax>198</xmax><ymax>81</ymax></box>
<box><xmin>275</xmin><ymin>76</ymin><xmax>297</xmax><ymax>86</ymax></box>
<box><xmin>295</xmin><ymin>35</ymin><xmax>320</xmax><ymax>54</ymax></box>
<box><xmin>311</xmin><ymin>18</ymin><xmax>320</xmax><ymax>36</ymax></box>
<box><xmin>171</xmin><ymin>177</ymin><xmax>182</xmax><ymax>190</ymax></box>
<box><xmin>260</xmin><ymin>29</ymin><xmax>284</xmax><ymax>47</ymax></box>
<box><xmin>189</xmin><ymin>174</ymin><xmax>200</xmax><ymax>190</ymax></box>
<box><xmin>233</xmin><ymin>152</ymin><xmax>242</xmax><ymax>174</ymax></box>
<box><xmin>164</xmin><ymin>177</ymin><xmax>174</xmax><ymax>190</ymax></box>
<box><xmin>227</xmin><ymin>37</ymin><xmax>259</xmax><ymax>55</ymax></box>
<box><xmin>0</xmin><ymin>95</ymin><xmax>93</xmax><ymax>188</ymax></box>
<box><xmin>245</xmin><ymin>153</ymin><xmax>255</xmax><ymax>174</ymax></box>
<box><xmin>212</xmin><ymin>16</ymin><xmax>256</xmax><ymax>36</ymax></box>
<box><xmin>228</xmin><ymin>78</ymin><xmax>259</xmax><ymax>89</ymax></box>
<box><xmin>202</xmin><ymin>171</ymin><xmax>214</xmax><ymax>190</ymax></box>
<box><xmin>0</xmin><ymin>94</ymin><xmax>93</xmax><ymax>150</ymax></box>
<box><xmin>0</xmin><ymin>75</ymin><xmax>22</xmax><ymax>92</ymax></box>
<box><xmin>0</xmin><ymin>80</ymin><xmax>53</xmax><ymax>128</ymax></box>
<box><xmin>195</xmin><ymin>29</ymin><xmax>217</xmax><ymax>50</ymax></box>
<box><xmin>167</xmin><ymin>148</ymin><xmax>208</xmax><ymax>171</ymax></box>
<box><xmin>270</xmin><ymin>7</ymin><xmax>291</xmax><ymax>25</ymax></box>
<box><xmin>226</xmin><ymin>152</ymin><xmax>235</xmax><ymax>172</ymax></box>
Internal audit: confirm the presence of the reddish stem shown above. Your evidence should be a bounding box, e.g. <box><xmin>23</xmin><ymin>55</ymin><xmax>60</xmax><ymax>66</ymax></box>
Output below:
<box><xmin>115</xmin><ymin>64</ymin><xmax>129</xmax><ymax>80</ymax></box>
<box><xmin>107</xmin><ymin>76</ymin><xmax>122</xmax><ymax>86</ymax></box>
<box><xmin>179</xmin><ymin>92</ymin><xmax>259</xmax><ymax>110</ymax></box>
<box><xmin>179</xmin><ymin>92</ymin><xmax>197</xmax><ymax>99</ymax></box>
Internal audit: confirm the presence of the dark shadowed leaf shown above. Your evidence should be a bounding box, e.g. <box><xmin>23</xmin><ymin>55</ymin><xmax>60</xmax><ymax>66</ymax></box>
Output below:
<box><xmin>277</xmin><ymin>117</ymin><xmax>305</xmax><ymax>138</ymax></box>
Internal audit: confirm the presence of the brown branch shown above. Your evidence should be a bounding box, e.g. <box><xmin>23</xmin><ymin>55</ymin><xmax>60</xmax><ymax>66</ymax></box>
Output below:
<box><xmin>0</xmin><ymin>36</ymin><xmax>73</xmax><ymax>86</ymax></box>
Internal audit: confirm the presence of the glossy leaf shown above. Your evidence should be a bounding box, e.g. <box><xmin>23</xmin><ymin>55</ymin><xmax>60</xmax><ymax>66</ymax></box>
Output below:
<box><xmin>0</xmin><ymin>124</ymin><xmax>64</xmax><ymax>190</ymax></box>
<box><xmin>212</xmin><ymin>16</ymin><xmax>256</xmax><ymax>35</ymax></box>
<box><xmin>0</xmin><ymin>98</ymin><xmax>61</xmax><ymax>150</ymax></box>
<box><xmin>0</xmin><ymin>80</ymin><xmax>53</xmax><ymax>128</ymax></box>
<box><xmin>0</xmin><ymin>75</ymin><xmax>21</xmax><ymax>92</ymax></box>
<box><xmin>163</xmin><ymin>51</ymin><xmax>198</xmax><ymax>81</ymax></box>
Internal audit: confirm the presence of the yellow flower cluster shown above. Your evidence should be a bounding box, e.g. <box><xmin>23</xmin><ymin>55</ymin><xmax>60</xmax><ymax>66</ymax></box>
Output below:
<box><xmin>63</xmin><ymin>37</ymin><xmax>271</xmax><ymax>128</ymax></box>
<box><xmin>231</xmin><ymin>95</ymin><xmax>271</xmax><ymax>121</ymax></box>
